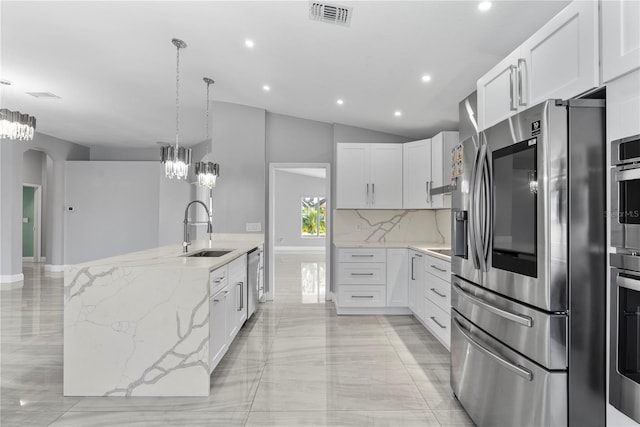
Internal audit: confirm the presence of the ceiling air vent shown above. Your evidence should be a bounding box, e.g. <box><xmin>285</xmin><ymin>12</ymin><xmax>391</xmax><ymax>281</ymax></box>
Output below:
<box><xmin>309</xmin><ymin>2</ymin><xmax>352</xmax><ymax>27</ymax></box>
<box><xmin>26</xmin><ymin>92</ymin><xmax>61</xmax><ymax>99</ymax></box>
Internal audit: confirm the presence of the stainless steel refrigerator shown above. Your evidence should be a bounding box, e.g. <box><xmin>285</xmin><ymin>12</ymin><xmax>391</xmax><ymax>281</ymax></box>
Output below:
<box><xmin>450</xmin><ymin>99</ymin><xmax>606</xmax><ymax>427</ymax></box>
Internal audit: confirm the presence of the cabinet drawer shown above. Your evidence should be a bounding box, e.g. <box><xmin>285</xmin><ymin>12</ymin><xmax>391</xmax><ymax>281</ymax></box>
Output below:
<box><xmin>424</xmin><ymin>255</ymin><xmax>451</xmax><ymax>282</ymax></box>
<box><xmin>338</xmin><ymin>248</ymin><xmax>386</xmax><ymax>263</ymax></box>
<box><xmin>210</xmin><ymin>266</ymin><xmax>228</xmax><ymax>295</ymax></box>
<box><xmin>228</xmin><ymin>254</ymin><xmax>247</xmax><ymax>282</ymax></box>
<box><xmin>338</xmin><ymin>262</ymin><xmax>386</xmax><ymax>285</ymax></box>
<box><xmin>338</xmin><ymin>285</ymin><xmax>386</xmax><ymax>307</ymax></box>
<box><xmin>424</xmin><ymin>297</ymin><xmax>451</xmax><ymax>349</ymax></box>
<box><xmin>424</xmin><ymin>275</ymin><xmax>451</xmax><ymax>314</ymax></box>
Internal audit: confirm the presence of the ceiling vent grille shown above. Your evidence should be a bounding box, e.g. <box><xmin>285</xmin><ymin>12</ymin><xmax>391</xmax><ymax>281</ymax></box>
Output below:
<box><xmin>309</xmin><ymin>2</ymin><xmax>352</xmax><ymax>27</ymax></box>
<box><xmin>26</xmin><ymin>92</ymin><xmax>61</xmax><ymax>99</ymax></box>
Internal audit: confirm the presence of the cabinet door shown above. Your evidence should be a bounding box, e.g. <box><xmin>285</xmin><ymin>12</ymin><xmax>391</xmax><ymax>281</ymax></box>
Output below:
<box><xmin>520</xmin><ymin>1</ymin><xmax>598</xmax><ymax>107</ymax></box>
<box><xmin>602</xmin><ymin>0</ymin><xmax>640</xmax><ymax>83</ymax></box>
<box><xmin>403</xmin><ymin>139</ymin><xmax>431</xmax><ymax>209</ymax></box>
<box><xmin>386</xmin><ymin>249</ymin><xmax>408</xmax><ymax>307</ymax></box>
<box><xmin>477</xmin><ymin>48</ymin><xmax>520</xmax><ymax>131</ymax></box>
<box><xmin>225</xmin><ymin>284</ymin><xmax>239</xmax><ymax>342</ymax></box>
<box><xmin>209</xmin><ymin>289</ymin><xmax>227</xmax><ymax>372</ymax></box>
<box><xmin>431</xmin><ymin>132</ymin><xmax>458</xmax><ymax>209</ymax></box>
<box><xmin>337</xmin><ymin>144</ymin><xmax>369</xmax><ymax>208</ymax></box>
<box><xmin>408</xmin><ymin>252</ymin><xmax>423</xmax><ymax>315</ymax></box>
<box><xmin>229</xmin><ymin>255</ymin><xmax>247</xmax><ymax>328</ymax></box>
<box><xmin>370</xmin><ymin>144</ymin><xmax>403</xmax><ymax>208</ymax></box>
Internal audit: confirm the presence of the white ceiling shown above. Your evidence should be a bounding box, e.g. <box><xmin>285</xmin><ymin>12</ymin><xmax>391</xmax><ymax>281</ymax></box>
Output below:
<box><xmin>1</xmin><ymin>1</ymin><xmax>570</xmax><ymax>148</ymax></box>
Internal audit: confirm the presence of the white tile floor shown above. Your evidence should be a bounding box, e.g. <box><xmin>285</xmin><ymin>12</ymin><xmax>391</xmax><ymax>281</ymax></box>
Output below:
<box><xmin>0</xmin><ymin>255</ymin><xmax>474</xmax><ymax>426</ymax></box>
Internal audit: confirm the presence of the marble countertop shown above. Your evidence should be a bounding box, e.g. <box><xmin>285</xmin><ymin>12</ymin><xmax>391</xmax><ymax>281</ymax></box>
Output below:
<box><xmin>333</xmin><ymin>241</ymin><xmax>451</xmax><ymax>262</ymax></box>
<box><xmin>67</xmin><ymin>233</ymin><xmax>264</xmax><ymax>272</ymax></box>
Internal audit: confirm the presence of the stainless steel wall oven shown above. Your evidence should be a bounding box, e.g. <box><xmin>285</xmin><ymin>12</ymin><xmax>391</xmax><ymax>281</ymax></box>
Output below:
<box><xmin>612</xmin><ymin>135</ymin><xmax>640</xmax><ymax>252</ymax></box>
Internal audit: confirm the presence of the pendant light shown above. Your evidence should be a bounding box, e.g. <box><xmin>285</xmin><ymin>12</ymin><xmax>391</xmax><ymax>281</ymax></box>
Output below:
<box><xmin>194</xmin><ymin>77</ymin><xmax>220</xmax><ymax>189</ymax></box>
<box><xmin>160</xmin><ymin>38</ymin><xmax>192</xmax><ymax>180</ymax></box>
<box><xmin>0</xmin><ymin>81</ymin><xmax>36</xmax><ymax>141</ymax></box>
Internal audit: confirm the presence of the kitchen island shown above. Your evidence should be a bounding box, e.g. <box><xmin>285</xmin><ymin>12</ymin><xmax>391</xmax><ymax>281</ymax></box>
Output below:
<box><xmin>63</xmin><ymin>234</ymin><xmax>263</xmax><ymax>397</ymax></box>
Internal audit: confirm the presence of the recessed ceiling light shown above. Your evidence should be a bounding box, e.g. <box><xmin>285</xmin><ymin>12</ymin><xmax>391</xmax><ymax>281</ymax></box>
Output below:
<box><xmin>394</xmin><ymin>111</ymin><xmax>402</xmax><ymax>117</ymax></box>
<box><xmin>245</xmin><ymin>39</ymin><xmax>255</xmax><ymax>48</ymax></box>
<box><xmin>263</xmin><ymin>85</ymin><xmax>270</xmax><ymax>91</ymax></box>
<box><xmin>337</xmin><ymin>99</ymin><xmax>344</xmax><ymax>105</ymax></box>
<box><xmin>478</xmin><ymin>2</ymin><xmax>492</xmax><ymax>11</ymax></box>
<box><xmin>421</xmin><ymin>75</ymin><xmax>432</xmax><ymax>82</ymax></box>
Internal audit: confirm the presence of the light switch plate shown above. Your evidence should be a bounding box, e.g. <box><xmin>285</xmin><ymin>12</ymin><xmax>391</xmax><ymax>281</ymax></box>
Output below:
<box><xmin>246</xmin><ymin>222</ymin><xmax>261</xmax><ymax>232</ymax></box>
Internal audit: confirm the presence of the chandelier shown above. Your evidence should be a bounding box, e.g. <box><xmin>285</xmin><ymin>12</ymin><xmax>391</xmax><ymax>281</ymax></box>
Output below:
<box><xmin>194</xmin><ymin>77</ymin><xmax>220</xmax><ymax>189</ymax></box>
<box><xmin>160</xmin><ymin>38</ymin><xmax>192</xmax><ymax>180</ymax></box>
<box><xmin>0</xmin><ymin>109</ymin><xmax>36</xmax><ymax>141</ymax></box>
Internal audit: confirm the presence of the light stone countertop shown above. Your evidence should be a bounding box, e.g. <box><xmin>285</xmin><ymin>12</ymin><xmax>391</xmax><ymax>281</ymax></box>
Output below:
<box><xmin>67</xmin><ymin>233</ymin><xmax>264</xmax><ymax>273</ymax></box>
<box><xmin>333</xmin><ymin>241</ymin><xmax>451</xmax><ymax>262</ymax></box>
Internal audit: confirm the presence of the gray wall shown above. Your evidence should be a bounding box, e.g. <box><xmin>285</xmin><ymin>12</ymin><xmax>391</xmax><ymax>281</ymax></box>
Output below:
<box><xmin>274</xmin><ymin>170</ymin><xmax>326</xmax><ymax>248</ymax></box>
<box><xmin>192</xmin><ymin>101</ymin><xmax>266</xmax><ymax>237</ymax></box>
<box><xmin>0</xmin><ymin>132</ymin><xmax>89</xmax><ymax>281</ymax></box>
<box><xmin>90</xmin><ymin>146</ymin><xmax>160</xmax><ymax>161</ymax></box>
<box><xmin>266</xmin><ymin>113</ymin><xmax>333</xmax><ymax>163</ymax></box>
<box><xmin>64</xmin><ymin>161</ymin><xmax>191</xmax><ymax>264</ymax></box>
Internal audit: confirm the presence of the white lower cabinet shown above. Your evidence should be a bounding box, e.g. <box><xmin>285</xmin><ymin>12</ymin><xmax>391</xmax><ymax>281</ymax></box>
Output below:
<box><xmin>336</xmin><ymin>248</ymin><xmax>410</xmax><ymax>314</ymax></box>
<box><xmin>209</xmin><ymin>287</ymin><xmax>228</xmax><ymax>372</ymax></box>
<box><xmin>408</xmin><ymin>251</ymin><xmax>424</xmax><ymax>318</ymax></box>
<box><xmin>386</xmin><ymin>249</ymin><xmax>409</xmax><ymax>307</ymax></box>
<box><xmin>208</xmin><ymin>255</ymin><xmax>249</xmax><ymax>373</ymax></box>
<box><xmin>423</xmin><ymin>253</ymin><xmax>451</xmax><ymax>350</ymax></box>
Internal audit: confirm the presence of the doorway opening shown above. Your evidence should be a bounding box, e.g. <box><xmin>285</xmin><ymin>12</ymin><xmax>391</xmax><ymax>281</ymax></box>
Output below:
<box><xmin>22</xmin><ymin>149</ymin><xmax>49</xmax><ymax>265</ymax></box>
<box><xmin>268</xmin><ymin>163</ymin><xmax>331</xmax><ymax>303</ymax></box>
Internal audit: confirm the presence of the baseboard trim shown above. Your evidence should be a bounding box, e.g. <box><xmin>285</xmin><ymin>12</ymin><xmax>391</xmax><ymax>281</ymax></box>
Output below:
<box><xmin>0</xmin><ymin>273</ymin><xmax>24</xmax><ymax>284</ymax></box>
<box><xmin>274</xmin><ymin>246</ymin><xmax>325</xmax><ymax>254</ymax></box>
<box><xmin>44</xmin><ymin>264</ymin><xmax>66</xmax><ymax>273</ymax></box>
<box><xmin>23</xmin><ymin>257</ymin><xmax>34</xmax><ymax>262</ymax></box>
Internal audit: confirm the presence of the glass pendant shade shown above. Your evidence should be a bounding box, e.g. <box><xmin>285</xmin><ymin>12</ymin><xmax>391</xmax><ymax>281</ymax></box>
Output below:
<box><xmin>161</xmin><ymin>145</ymin><xmax>192</xmax><ymax>180</ymax></box>
<box><xmin>195</xmin><ymin>161</ymin><xmax>219</xmax><ymax>188</ymax></box>
<box><xmin>0</xmin><ymin>108</ymin><xmax>36</xmax><ymax>141</ymax></box>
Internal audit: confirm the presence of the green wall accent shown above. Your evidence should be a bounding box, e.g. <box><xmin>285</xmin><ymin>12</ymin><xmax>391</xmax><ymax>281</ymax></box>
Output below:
<box><xmin>23</xmin><ymin>186</ymin><xmax>35</xmax><ymax>257</ymax></box>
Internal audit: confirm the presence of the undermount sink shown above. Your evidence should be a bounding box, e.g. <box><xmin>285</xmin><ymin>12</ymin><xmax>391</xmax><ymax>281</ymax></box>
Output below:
<box><xmin>186</xmin><ymin>250</ymin><xmax>232</xmax><ymax>258</ymax></box>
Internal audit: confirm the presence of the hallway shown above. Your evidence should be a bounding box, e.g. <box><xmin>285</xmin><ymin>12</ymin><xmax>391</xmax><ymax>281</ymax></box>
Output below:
<box><xmin>0</xmin><ymin>256</ymin><xmax>472</xmax><ymax>426</ymax></box>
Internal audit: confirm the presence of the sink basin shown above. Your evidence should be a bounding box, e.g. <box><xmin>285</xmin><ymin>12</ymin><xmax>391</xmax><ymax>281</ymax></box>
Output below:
<box><xmin>187</xmin><ymin>250</ymin><xmax>232</xmax><ymax>258</ymax></box>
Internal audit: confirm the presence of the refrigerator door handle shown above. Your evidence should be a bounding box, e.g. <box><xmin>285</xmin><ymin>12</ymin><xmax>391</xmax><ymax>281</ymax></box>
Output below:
<box><xmin>469</xmin><ymin>150</ymin><xmax>480</xmax><ymax>270</ymax></box>
<box><xmin>453</xmin><ymin>317</ymin><xmax>533</xmax><ymax>381</ymax></box>
<box><xmin>481</xmin><ymin>144</ymin><xmax>493</xmax><ymax>265</ymax></box>
<box><xmin>474</xmin><ymin>142</ymin><xmax>488</xmax><ymax>271</ymax></box>
<box><xmin>452</xmin><ymin>282</ymin><xmax>533</xmax><ymax>327</ymax></box>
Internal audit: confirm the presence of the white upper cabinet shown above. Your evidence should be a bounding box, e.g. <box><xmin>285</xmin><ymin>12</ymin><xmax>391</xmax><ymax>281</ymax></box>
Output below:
<box><xmin>430</xmin><ymin>131</ymin><xmax>458</xmax><ymax>209</ymax></box>
<box><xmin>520</xmin><ymin>0</ymin><xmax>599</xmax><ymax>107</ymax></box>
<box><xmin>602</xmin><ymin>0</ymin><xmax>640</xmax><ymax>83</ymax></box>
<box><xmin>336</xmin><ymin>144</ymin><xmax>370</xmax><ymax>209</ymax></box>
<box><xmin>337</xmin><ymin>143</ymin><xmax>403</xmax><ymax>209</ymax></box>
<box><xmin>403</xmin><ymin>139</ymin><xmax>432</xmax><ymax>209</ymax></box>
<box><xmin>370</xmin><ymin>144</ymin><xmax>403</xmax><ymax>209</ymax></box>
<box><xmin>478</xmin><ymin>48</ymin><xmax>522</xmax><ymax>131</ymax></box>
<box><xmin>477</xmin><ymin>1</ymin><xmax>599</xmax><ymax>130</ymax></box>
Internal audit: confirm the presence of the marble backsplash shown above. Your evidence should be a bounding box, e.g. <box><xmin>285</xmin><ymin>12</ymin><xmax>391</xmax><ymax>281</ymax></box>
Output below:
<box><xmin>333</xmin><ymin>209</ymin><xmax>451</xmax><ymax>245</ymax></box>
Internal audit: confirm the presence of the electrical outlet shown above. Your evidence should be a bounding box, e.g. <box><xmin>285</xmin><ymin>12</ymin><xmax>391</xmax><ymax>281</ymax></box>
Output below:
<box><xmin>246</xmin><ymin>222</ymin><xmax>262</xmax><ymax>232</ymax></box>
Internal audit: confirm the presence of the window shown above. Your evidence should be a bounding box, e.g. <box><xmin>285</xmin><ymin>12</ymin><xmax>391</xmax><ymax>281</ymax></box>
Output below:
<box><xmin>301</xmin><ymin>196</ymin><xmax>326</xmax><ymax>237</ymax></box>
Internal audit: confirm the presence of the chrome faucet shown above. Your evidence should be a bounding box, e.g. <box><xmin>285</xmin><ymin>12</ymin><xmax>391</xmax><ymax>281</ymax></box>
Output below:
<box><xmin>183</xmin><ymin>200</ymin><xmax>213</xmax><ymax>252</ymax></box>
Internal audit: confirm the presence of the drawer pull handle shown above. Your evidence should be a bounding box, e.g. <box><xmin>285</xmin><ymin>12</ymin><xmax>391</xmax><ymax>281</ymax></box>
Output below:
<box><xmin>430</xmin><ymin>288</ymin><xmax>447</xmax><ymax>298</ymax></box>
<box><xmin>430</xmin><ymin>265</ymin><xmax>447</xmax><ymax>273</ymax></box>
<box><xmin>351</xmin><ymin>254</ymin><xmax>375</xmax><ymax>258</ymax></box>
<box><xmin>214</xmin><ymin>278</ymin><xmax>223</xmax><ymax>283</ymax></box>
<box><xmin>430</xmin><ymin>316</ymin><xmax>447</xmax><ymax>329</ymax></box>
<box><xmin>452</xmin><ymin>282</ymin><xmax>533</xmax><ymax>327</ymax></box>
<box><xmin>213</xmin><ymin>299</ymin><xmax>220</xmax><ymax>303</ymax></box>
<box><xmin>352</xmin><ymin>295</ymin><xmax>374</xmax><ymax>299</ymax></box>
<box><xmin>351</xmin><ymin>273</ymin><xmax>374</xmax><ymax>276</ymax></box>
<box><xmin>453</xmin><ymin>317</ymin><xmax>533</xmax><ymax>381</ymax></box>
